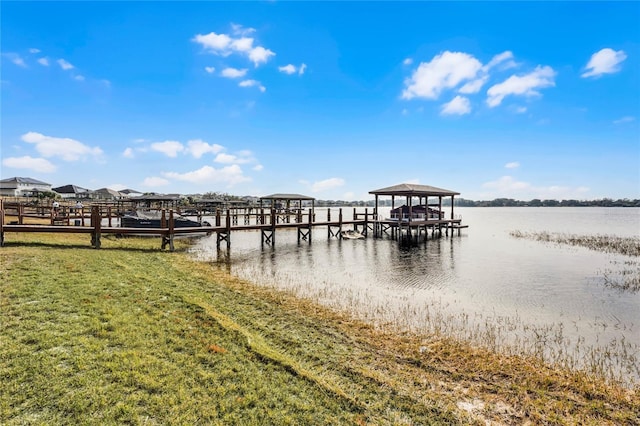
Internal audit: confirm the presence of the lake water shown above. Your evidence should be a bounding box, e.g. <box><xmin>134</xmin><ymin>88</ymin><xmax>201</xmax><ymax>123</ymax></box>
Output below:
<box><xmin>190</xmin><ymin>207</ymin><xmax>640</xmax><ymax>384</ymax></box>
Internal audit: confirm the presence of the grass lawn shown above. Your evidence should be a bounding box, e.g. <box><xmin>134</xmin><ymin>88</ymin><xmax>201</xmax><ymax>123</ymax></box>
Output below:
<box><xmin>1</xmin><ymin>232</ymin><xmax>638</xmax><ymax>425</ymax></box>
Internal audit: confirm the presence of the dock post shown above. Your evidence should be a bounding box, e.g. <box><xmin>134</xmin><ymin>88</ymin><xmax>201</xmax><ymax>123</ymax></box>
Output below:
<box><xmin>308</xmin><ymin>207</ymin><xmax>312</xmax><ymax>242</ymax></box>
<box><xmin>217</xmin><ymin>209</ymin><xmax>231</xmax><ymax>249</ymax></box>
<box><xmin>162</xmin><ymin>209</ymin><xmax>175</xmax><ymax>251</ymax></box>
<box><xmin>271</xmin><ymin>208</ymin><xmax>275</xmax><ymax>246</ymax></box>
<box><xmin>0</xmin><ymin>200</ymin><xmax>5</xmax><ymax>247</ymax></box>
<box><xmin>90</xmin><ymin>206</ymin><xmax>101</xmax><ymax>249</ymax></box>
<box><xmin>298</xmin><ymin>207</ymin><xmax>312</xmax><ymax>243</ymax></box>
<box><xmin>226</xmin><ymin>210</ymin><xmax>231</xmax><ymax>249</ymax></box>
<box><xmin>353</xmin><ymin>207</ymin><xmax>357</xmax><ymax>231</ymax></box>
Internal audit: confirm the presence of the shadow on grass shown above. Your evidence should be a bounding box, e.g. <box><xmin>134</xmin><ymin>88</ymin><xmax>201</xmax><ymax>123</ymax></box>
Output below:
<box><xmin>1</xmin><ymin>240</ymin><xmax>176</xmax><ymax>253</ymax></box>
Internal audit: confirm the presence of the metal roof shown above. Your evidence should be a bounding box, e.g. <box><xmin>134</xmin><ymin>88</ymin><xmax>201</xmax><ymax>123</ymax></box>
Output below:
<box><xmin>369</xmin><ymin>183</ymin><xmax>460</xmax><ymax>196</ymax></box>
<box><xmin>52</xmin><ymin>184</ymin><xmax>92</xmax><ymax>194</ymax></box>
<box><xmin>0</xmin><ymin>176</ymin><xmax>51</xmax><ymax>185</ymax></box>
<box><xmin>260</xmin><ymin>193</ymin><xmax>315</xmax><ymax>201</ymax></box>
<box><xmin>93</xmin><ymin>187</ymin><xmax>123</xmax><ymax>197</ymax></box>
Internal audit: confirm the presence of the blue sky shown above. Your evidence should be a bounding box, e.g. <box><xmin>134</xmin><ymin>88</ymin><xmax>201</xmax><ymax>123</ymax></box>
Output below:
<box><xmin>2</xmin><ymin>2</ymin><xmax>639</xmax><ymax>201</ymax></box>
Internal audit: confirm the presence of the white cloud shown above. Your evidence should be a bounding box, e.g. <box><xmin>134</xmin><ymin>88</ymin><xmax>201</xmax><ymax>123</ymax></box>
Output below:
<box><xmin>482</xmin><ymin>176</ymin><xmax>529</xmax><ymax>191</ymax></box>
<box><xmin>74</xmin><ymin>75</ymin><xmax>85</xmax><ymax>81</ymax></box>
<box><xmin>248</xmin><ymin>46</ymin><xmax>275</xmax><ymax>67</ymax></box>
<box><xmin>279</xmin><ymin>63</ymin><xmax>306</xmax><ymax>75</ymax></box>
<box><xmin>239</xmin><ymin>79</ymin><xmax>266</xmax><ymax>92</ymax></box>
<box><xmin>2</xmin><ymin>156</ymin><xmax>56</xmax><ymax>173</ymax></box>
<box><xmin>192</xmin><ymin>26</ymin><xmax>275</xmax><ymax>67</ymax></box>
<box><xmin>122</xmin><ymin>147</ymin><xmax>134</xmax><ymax>158</ymax></box>
<box><xmin>458</xmin><ymin>76</ymin><xmax>488</xmax><ymax>94</ymax></box>
<box><xmin>2</xmin><ymin>53</ymin><xmax>27</xmax><ymax>67</ymax></box>
<box><xmin>231</xmin><ymin>37</ymin><xmax>254</xmax><ymax>52</ymax></box>
<box><xmin>163</xmin><ymin>165</ymin><xmax>251</xmax><ymax>185</ymax></box>
<box><xmin>29</xmin><ymin>48</ymin><xmax>40</xmax><ymax>54</ymax></box>
<box><xmin>440</xmin><ymin>96</ymin><xmax>471</xmax><ymax>116</ymax></box>
<box><xmin>37</xmin><ymin>57</ymin><xmax>49</xmax><ymax>66</ymax></box>
<box><xmin>486</xmin><ymin>65</ymin><xmax>556</xmax><ymax>107</ymax></box>
<box><xmin>514</xmin><ymin>106</ymin><xmax>527</xmax><ymax>114</ymax></box>
<box><xmin>150</xmin><ymin>140</ymin><xmax>184</xmax><ymax>157</ymax></box>
<box><xmin>505</xmin><ymin>161</ymin><xmax>520</xmax><ymax>169</ymax></box>
<box><xmin>205</xmin><ymin>66</ymin><xmax>216</xmax><ymax>74</ymax></box>
<box><xmin>57</xmin><ymin>59</ymin><xmax>74</xmax><ymax>70</ymax></box>
<box><xmin>278</xmin><ymin>64</ymin><xmax>296</xmax><ymax>74</ymax></box>
<box><xmin>484</xmin><ymin>51</ymin><xmax>517</xmax><ymax>71</ymax></box>
<box><xmin>402</xmin><ymin>51</ymin><xmax>483</xmax><ymax>100</ymax></box>
<box><xmin>192</xmin><ymin>32</ymin><xmax>233</xmax><ymax>53</ymax></box>
<box><xmin>231</xmin><ymin>23</ymin><xmax>255</xmax><ymax>36</ymax></box>
<box><xmin>253</xmin><ymin>164</ymin><xmax>263</xmax><ymax>171</ymax></box>
<box><xmin>186</xmin><ymin>139</ymin><xmax>224</xmax><ymax>158</ymax></box>
<box><xmin>582</xmin><ymin>48</ymin><xmax>627</xmax><ymax>78</ymax></box>
<box><xmin>613</xmin><ymin>116</ymin><xmax>635</xmax><ymax>124</ymax></box>
<box><xmin>6</xmin><ymin>53</ymin><xmax>27</xmax><ymax>67</ymax></box>
<box><xmin>142</xmin><ymin>176</ymin><xmax>170</xmax><ymax>187</ymax></box>
<box><xmin>403</xmin><ymin>58</ymin><xmax>413</xmax><ymax>66</ymax></box>
<box><xmin>480</xmin><ymin>175</ymin><xmax>591</xmax><ymax>199</ymax></box>
<box><xmin>214</xmin><ymin>151</ymin><xmax>254</xmax><ymax>164</ymax></box>
<box><xmin>221</xmin><ymin>67</ymin><xmax>248</xmax><ymax>78</ymax></box>
<box><xmin>21</xmin><ymin>131</ymin><xmax>103</xmax><ymax>161</ymax></box>
<box><xmin>311</xmin><ymin>177</ymin><xmax>345</xmax><ymax>193</ymax></box>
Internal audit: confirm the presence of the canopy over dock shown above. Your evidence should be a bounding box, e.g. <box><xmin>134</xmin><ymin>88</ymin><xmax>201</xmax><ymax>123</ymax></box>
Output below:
<box><xmin>259</xmin><ymin>193</ymin><xmax>315</xmax><ymax>211</ymax></box>
<box><xmin>369</xmin><ymin>183</ymin><xmax>459</xmax><ymax>197</ymax></box>
<box><xmin>369</xmin><ymin>183</ymin><xmax>460</xmax><ymax>221</ymax></box>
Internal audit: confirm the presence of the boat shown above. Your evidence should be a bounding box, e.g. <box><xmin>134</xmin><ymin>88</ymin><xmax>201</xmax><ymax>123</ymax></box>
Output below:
<box><xmin>340</xmin><ymin>229</ymin><xmax>365</xmax><ymax>240</ymax></box>
<box><xmin>120</xmin><ymin>210</ymin><xmax>211</xmax><ymax>228</ymax></box>
<box><xmin>388</xmin><ymin>204</ymin><xmax>444</xmax><ymax>221</ymax></box>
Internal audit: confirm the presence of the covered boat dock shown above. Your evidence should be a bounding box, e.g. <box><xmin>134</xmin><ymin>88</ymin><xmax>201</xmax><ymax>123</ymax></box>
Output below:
<box><xmin>369</xmin><ymin>183</ymin><xmax>468</xmax><ymax>242</ymax></box>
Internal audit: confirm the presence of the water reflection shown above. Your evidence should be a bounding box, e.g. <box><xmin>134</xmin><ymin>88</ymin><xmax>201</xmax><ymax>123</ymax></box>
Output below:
<box><xmin>190</xmin><ymin>207</ymin><xmax>640</xmax><ymax>383</ymax></box>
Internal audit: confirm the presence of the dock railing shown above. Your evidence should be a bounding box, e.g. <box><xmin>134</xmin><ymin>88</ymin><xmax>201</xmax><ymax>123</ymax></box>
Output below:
<box><xmin>1</xmin><ymin>200</ymin><xmax>466</xmax><ymax>250</ymax></box>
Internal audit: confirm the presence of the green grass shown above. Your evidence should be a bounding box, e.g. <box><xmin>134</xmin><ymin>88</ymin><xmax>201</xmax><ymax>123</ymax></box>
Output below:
<box><xmin>1</xmin><ymin>233</ymin><xmax>638</xmax><ymax>425</ymax></box>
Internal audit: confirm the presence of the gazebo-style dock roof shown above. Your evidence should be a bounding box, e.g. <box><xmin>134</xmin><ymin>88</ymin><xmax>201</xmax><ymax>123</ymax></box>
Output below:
<box><xmin>260</xmin><ymin>193</ymin><xmax>315</xmax><ymax>201</ymax></box>
<box><xmin>369</xmin><ymin>183</ymin><xmax>460</xmax><ymax>197</ymax></box>
<box><xmin>259</xmin><ymin>193</ymin><xmax>315</xmax><ymax>210</ymax></box>
<box><xmin>369</xmin><ymin>182</ymin><xmax>461</xmax><ymax>227</ymax></box>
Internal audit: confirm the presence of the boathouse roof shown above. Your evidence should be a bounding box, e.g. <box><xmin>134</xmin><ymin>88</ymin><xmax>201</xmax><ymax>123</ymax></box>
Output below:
<box><xmin>260</xmin><ymin>193</ymin><xmax>315</xmax><ymax>201</ymax></box>
<box><xmin>369</xmin><ymin>183</ymin><xmax>459</xmax><ymax>196</ymax></box>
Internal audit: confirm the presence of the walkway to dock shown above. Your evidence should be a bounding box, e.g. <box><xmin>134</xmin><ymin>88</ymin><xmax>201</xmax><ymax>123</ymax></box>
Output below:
<box><xmin>0</xmin><ymin>200</ymin><xmax>467</xmax><ymax>251</ymax></box>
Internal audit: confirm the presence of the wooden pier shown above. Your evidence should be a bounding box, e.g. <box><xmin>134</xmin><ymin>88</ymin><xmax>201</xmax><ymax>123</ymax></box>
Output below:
<box><xmin>0</xmin><ymin>201</ymin><xmax>466</xmax><ymax>251</ymax></box>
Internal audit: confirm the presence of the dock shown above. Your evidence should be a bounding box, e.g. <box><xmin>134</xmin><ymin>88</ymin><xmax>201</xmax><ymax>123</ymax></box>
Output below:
<box><xmin>0</xmin><ymin>183</ymin><xmax>468</xmax><ymax>251</ymax></box>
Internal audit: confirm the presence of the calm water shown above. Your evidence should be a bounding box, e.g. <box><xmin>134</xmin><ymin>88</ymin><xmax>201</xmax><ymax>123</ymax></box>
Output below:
<box><xmin>190</xmin><ymin>207</ymin><xmax>640</xmax><ymax>382</ymax></box>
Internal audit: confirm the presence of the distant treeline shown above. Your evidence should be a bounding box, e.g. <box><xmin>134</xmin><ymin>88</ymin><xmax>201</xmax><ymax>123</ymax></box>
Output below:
<box><xmin>314</xmin><ymin>198</ymin><xmax>640</xmax><ymax>208</ymax></box>
<box><xmin>451</xmin><ymin>198</ymin><xmax>640</xmax><ymax>207</ymax></box>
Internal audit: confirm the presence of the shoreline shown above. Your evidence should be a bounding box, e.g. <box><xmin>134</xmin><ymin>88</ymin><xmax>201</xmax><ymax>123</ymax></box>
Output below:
<box><xmin>1</xmin><ymin>233</ymin><xmax>638</xmax><ymax>424</ymax></box>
